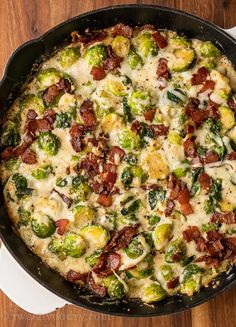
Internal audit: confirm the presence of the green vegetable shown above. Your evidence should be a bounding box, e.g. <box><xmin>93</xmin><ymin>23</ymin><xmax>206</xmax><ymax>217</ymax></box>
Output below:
<box><xmin>124</xmin><ymin>237</ymin><xmax>144</xmax><ymax>259</ymax></box>
<box><xmin>12</xmin><ymin>173</ymin><xmax>32</xmax><ymax>199</ymax></box>
<box><xmin>3</xmin><ymin>158</ymin><xmax>19</xmax><ymax>171</ymax></box>
<box><xmin>137</xmin><ymin>33</ymin><xmax>158</xmax><ymax>57</ymax></box>
<box><xmin>172</xmin><ymin>48</ymin><xmax>196</xmax><ymax>72</ymax></box>
<box><xmin>170</xmin><ymin>35</ymin><xmax>191</xmax><ymax>48</ymax></box>
<box><xmin>173</xmin><ymin>167</ymin><xmax>188</xmax><ymax>178</ymax></box>
<box><xmin>37</xmin><ymin>68</ymin><xmax>61</xmax><ymax>90</ymax></box>
<box><xmin>105</xmin><ymin>211</ymin><xmax>117</xmax><ymax>230</ymax></box>
<box><xmin>112</xmin><ymin>35</ymin><xmax>130</xmax><ymax>57</ymax></box>
<box><xmin>131</xmin><ymin>166</ymin><xmax>148</xmax><ymax>183</ymax></box>
<box><xmin>103</xmin><ymin>275</ymin><xmax>125</xmax><ymax>299</ymax></box>
<box><xmin>73</xmin><ymin>205</ymin><xmax>95</xmax><ymax>228</ymax></box>
<box><xmin>201</xmin><ymin>223</ymin><xmax>219</xmax><ymax>232</ymax></box>
<box><xmin>71</xmin><ymin>176</ymin><xmax>90</xmax><ymax>200</ymax></box>
<box><xmin>148</xmin><ymin>188</ymin><xmax>166</xmax><ymax>210</ymax></box>
<box><xmin>160</xmin><ymin>264</ymin><xmax>174</xmax><ymax>281</ymax></box>
<box><xmin>121</xmin><ymin>199</ymin><xmax>141</xmax><ymax>216</ymax></box>
<box><xmin>167</xmin><ymin>89</ymin><xmax>187</xmax><ymax>105</ymax></box>
<box><xmin>167</xmin><ymin>131</ymin><xmax>183</xmax><ymax>145</ymax></box>
<box><xmin>38</xmin><ymin>132</ymin><xmax>60</xmax><ymax>156</ymax></box>
<box><xmin>31</xmin><ymin>216</ymin><xmax>56</xmax><ymax>238</ymax></box>
<box><xmin>123</xmin><ymin>153</ymin><xmax>137</xmax><ymax>166</ymax></box>
<box><xmin>107</xmin><ymin>77</ymin><xmax>127</xmax><ymax>96</ymax></box>
<box><xmin>128</xmin><ymin>90</ymin><xmax>152</xmax><ymax>115</ymax></box>
<box><xmin>165</xmin><ymin>238</ymin><xmax>187</xmax><ymax>263</ymax></box>
<box><xmin>85</xmin><ymin>249</ymin><xmax>103</xmax><ymax>267</ymax></box>
<box><xmin>148</xmin><ymin>215</ymin><xmax>161</xmax><ymax>226</ymax></box>
<box><xmin>1</xmin><ymin>121</ymin><xmax>20</xmax><ymax>148</ymax></box>
<box><xmin>142</xmin><ymin>282</ymin><xmax>167</xmax><ymax>303</ymax></box>
<box><xmin>219</xmin><ymin>106</ymin><xmax>235</xmax><ymax>132</ymax></box>
<box><xmin>56</xmin><ymin>177</ymin><xmax>68</xmax><ymax>187</ymax></box>
<box><xmin>180</xmin><ymin>264</ymin><xmax>204</xmax><ymax>296</ymax></box>
<box><xmin>204</xmin><ymin>178</ymin><xmax>222</xmax><ymax>214</ymax></box>
<box><xmin>32</xmin><ymin>165</ymin><xmax>53</xmax><ymax>180</ymax></box>
<box><xmin>59</xmin><ymin>47</ymin><xmax>80</xmax><ymax>68</ymax></box>
<box><xmin>122</xmin><ymin>97</ymin><xmax>132</xmax><ymax>123</ymax></box>
<box><xmin>20</xmin><ymin>94</ymin><xmax>45</xmax><ymax>113</ymax></box>
<box><xmin>128</xmin><ymin>49</ymin><xmax>143</xmax><ymax>69</ymax></box>
<box><xmin>79</xmin><ymin>225</ymin><xmax>109</xmax><ymax>250</ymax></box>
<box><xmin>85</xmin><ymin>44</ymin><xmax>108</xmax><ymax>67</ymax></box>
<box><xmin>49</xmin><ymin>233</ymin><xmax>86</xmax><ymax>258</ymax></box>
<box><xmin>119</xmin><ymin>127</ymin><xmax>141</xmax><ymax>150</ymax></box>
<box><xmin>190</xmin><ymin>168</ymin><xmax>203</xmax><ymax>197</ymax></box>
<box><xmin>121</xmin><ymin>167</ymin><xmax>133</xmax><ymax>188</ymax></box>
<box><xmin>127</xmin><ymin>254</ymin><xmax>154</xmax><ymax>279</ymax></box>
<box><xmin>55</xmin><ymin>112</ymin><xmax>72</xmax><ymax>129</ymax></box>
<box><xmin>17</xmin><ymin>207</ymin><xmax>31</xmax><ymax>228</ymax></box>
<box><xmin>200</xmin><ymin>41</ymin><xmax>221</xmax><ymax>59</ymax></box>
<box><xmin>153</xmin><ymin>224</ymin><xmax>173</xmax><ymax>250</ymax></box>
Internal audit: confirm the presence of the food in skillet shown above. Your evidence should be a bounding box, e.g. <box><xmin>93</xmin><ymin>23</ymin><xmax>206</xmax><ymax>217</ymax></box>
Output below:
<box><xmin>1</xmin><ymin>23</ymin><xmax>236</xmax><ymax>303</ymax></box>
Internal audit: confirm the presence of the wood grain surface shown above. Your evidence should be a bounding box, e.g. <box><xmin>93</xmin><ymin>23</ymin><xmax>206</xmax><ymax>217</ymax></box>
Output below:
<box><xmin>0</xmin><ymin>0</ymin><xmax>236</xmax><ymax>326</ymax></box>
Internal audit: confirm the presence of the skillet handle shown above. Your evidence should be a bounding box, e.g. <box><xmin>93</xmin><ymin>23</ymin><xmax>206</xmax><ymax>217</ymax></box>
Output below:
<box><xmin>224</xmin><ymin>26</ymin><xmax>236</xmax><ymax>39</ymax></box>
<box><xmin>0</xmin><ymin>245</ymin><xmax>69</xmax><ymax>315</ymax></box>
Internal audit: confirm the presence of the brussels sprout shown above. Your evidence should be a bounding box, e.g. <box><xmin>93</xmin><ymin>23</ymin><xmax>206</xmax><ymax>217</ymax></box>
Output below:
<box><xmin>142</xmin><ymin>282</ymin><xmax>167</xmax><ymax>303</ymax></box>
<box><xmin>124</xmin><ymin>237</ymin><xmax>144</xmax><ymax>259</ymax></box>
<box><xmin>131</xmin><ymin>166</ymin><xmax>148</xmax><ymax>183</ymax></box>
<box><xmin>17</xmin><ymin>207</ymin><xmax>31</xmax><ymax>228</ymax></box>
<box><xmin>85</xmin><ymin>249</ymin><xmax>103</xmax><ymax>267</ymax></box>
<box><xmin>4</xmin><ymin>158</ymin><xmax>19</xmax><ymax>171</ymax></box>
<box><xmin>200</xmin><ymin>41</ymin><xmax>221</xmax><ymax>59</ymax></box>
<box><xmin>31</xmin><ymin>164</ymin><xmax>53</xmax><ymax>180</ymax></box>
<box><xmin>148</xmin><ymin>188</ymin><xmax>166</xmax><ymax>210</ymax></box>
<box><xmin>37</xmin><ymin>68</ymin><xmax>61</xmax><ymax>90</ymax></box>
<box><xmin>122</xmin><ymin>97</ymin><xmax>132</xmax><ymax>123</ymax></box>
<box><xmin>137</xmin><ymin>33</ymin><xmax>158</xmax><ymax>57</ymax></box>
<box><xmin>59</xmin><ymin>47</ymin><xmax>80</xmax><ymax>68</ymax></box>
<box><xmin>180</xmin><ymin>263</ymin><xmax>204</xmax><ymax>296</ymax></box>
<box><xmin>128</xmin><ymin>49</ymin><xmax>143</xmax><ymax>69</ymax></box>
<box><xmin>20</xmin><ymin>94</ymin><xmax>45</xmax><ymax>113</ymax></box>
<box><xmin>153</xmin><ymin>224</ymin><xmax>173</xmax><ymax>250</ymax></box>
<box><xmin>73</xmin><ymin>205</ymin><xmax>95</xmax><ymax>227</ymax></box>
<box><xmin>160</xmin><ymin>264</ymin><xmax>174</xmax><ymax>281</ymax></box>
<box><xmin>167</xmin><ymin>89</ymin><xmax>187</xmax><ymax>104</ymax></box>
<box><xmin>56</xmin><ymin>177</ymin><xmax>68</xmax><ymax>187</ymax></box>
<box><xmin>121</xmin><ymin>166</ymin><xmax>133</xmax><ymax>188</ymax></box>
<box><xmin>121</xmin><ymin>199</ymin><xmax>141</xmax><ymax>216</ymax></box>
<box><xmin>165</xmin><ymin>238</ymin><xmax>187</xmax><ymax>263</ymax></box>
<box><xmin>31</xmin><ymin>216</ymin><xmax>56</xmax><ymax>238</ymax></box>
<box><xmin>55</xmin><ymin>112</ymin><xmax>72</xmax><ymax>129</ymax></box>
<box><xmin>71</xmin><ymin>176</ymin><xmax>90</xmax><ymax>200</ymax></box>
<box><xmin>148</xmin><ymin>215</ymin><xmax>161</xmax><ymax>227</ymax></box>
<box><xmin>172</xmin><ymin>48</ymin><xmax>196</xmax><ymax>72</ymax></box>
<box><xmin>200</xmin><ymin>58</ymin><xmax>216</xmax><ymax>71</ymax></box>
<box><xmin>127</xmin><ymin>254</ymin><xmax>154</xmax><ymax>279</ymax></box>
<box><xmin>173</xmin><ymin>167</ymin><xmax>188</xmax><ymax>178</ymax></box>
<box><xmin>12</xmin><ymin>173</ymin><xmax>32</xmax><ymax>199</ymax></box>
<box><xmin>49</xmin><ymin>234</ymin><xmax>86</xmax><ymax>258</ymax></box>
<box><xmin>38</xmin><ymin>132</ymin><xmax>60</xmax><ymax>156</ymax></box>
<box><xmin>119</xmin><ymin>127</ymin><xmax>141</xmax><ymax>150</ymax></box>
<box><xmin>123</xmin><ymin>152</ymin><xmax>138</xmax><ymax>166</ymax></box>
<box><xmin>111</xmin><ymin>35</ymin><xmax>130</xmax><ymax>57</ymax></box>
<box><xmin>219</xmin><ymin>106</ymin><xmax>235</xmax><ymax>132</ymax></box>
<box><xmin>85</xmin><ymin>44</ymin><xmax>108</xmax><ymax>67</ymax></box>
<box><xmin>128</xmin><ymin>90</ymin><xmax>152</xmax><ymax>115</ymax></box>
<box><xmin>170</xmin><ymin>35</ymin><xmax>191</xmax><ymax>48</ymax></box>
<box><xmin>103</xmin><ymin>275</ymin><xmax>125</xmax><ymax>299</ymax></box>
<box><xmin>167</xmin><ymin>131</ymin><xmax>183</xmax><ymax>145</ymax></box>
<box><xmin>1</xmin><ymin>121</ymin><xmax>20</xmax><ymax>148</ymax></box>
<box><xmin>107</xmin><ymin>77</ymin><xmax>127</xmax><ymax>96</ymax></box>
<box><xmin>79</xmin><ymin>225</ymin><xmax>109</xmax><ymax>250</ymax></box>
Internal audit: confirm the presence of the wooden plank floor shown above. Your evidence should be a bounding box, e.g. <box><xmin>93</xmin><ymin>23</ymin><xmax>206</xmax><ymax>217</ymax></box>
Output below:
<box><xmin>0</xmin><ymin>1</ymin><xmax>236</xmax><ymax>326</ymax></box>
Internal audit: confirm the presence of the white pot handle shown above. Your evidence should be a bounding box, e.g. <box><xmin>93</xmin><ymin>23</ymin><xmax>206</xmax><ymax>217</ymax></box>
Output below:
<box><xmin>0</xmin><ymin>245</ymin><xmax>69</xmax><ymax>315</ymax></box>
<box><xmin>224</xmin><ymin>26</ymin><xmax>236</xmax><ymax>39</ymax></box>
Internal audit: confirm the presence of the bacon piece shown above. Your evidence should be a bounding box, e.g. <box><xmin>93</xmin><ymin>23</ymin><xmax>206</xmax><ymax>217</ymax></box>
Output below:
<box><xmin>186</xmin><ymin>124</ymin><xmax>195</xmax><ymax>134</ymax></box>
<box><xmin>183</xmin><ymin>226</ymin><xmax>207</xmax><ymax>252</ymax></box>
<box><xmin>204</xmin><ymin>151</ymin><xmax>220</xmax><ymax>164</ymax></box>
<box><xmin>90</xmin><ymin>66</ymin><xmax>106</xmax><ymax>80</ymax></box>
<box><xmin>168</xmin><ymin>173</ymin><xmax>183</xmax><ymax>200</ymax></box>
<box><xmin>190</xmin><ymin>110</ymin><xmax>209</xmax><ymax>124</ymax></box>
<box><xmin>198</xmin><ymin>80</ymin><xmax>215</xmax><ymax>93</ymax></box>
<box><xmin>167</xmin><ymin>277</ymin><xmax>179</xmax><ymax>289</ymax></box>
<box><xmin>66</xmin><ymin>270</ymin><xmax>88</xmax><ymax>283</ymax></box>
<box><xmin>143</xmin><ymin>109</ymin><xmax>156</xmax><ymax>122</ymax></box>
<box><xmin>36</xmin><ymin>118</ymin><xmax>53</xmax><ymax>132</ymax></box>
<box><xmin>139</xmin><ymin>24</ymin><xmax>155</xmax><ymax>31</ymax></box>
<box><xmin>208</xmin><ymin>100</ymin><xmax>219</xmax><ymax>119</ymax></box>
<box><xmin>195</xmin><ymin>255</ymin><xmax>220</xmax><ymax>267</ymax></box>
<box><xmin>97</xmin><ymin>194</ymin><xmax>112</xmax><ymax>207</ymax></box>
<box><xmin>80</xmin><ymin>100</ymin><xmax>96</xmax><ymax>127</ymax></box>
<box><xmin>223</xmin><ymin>237</ymin><xmax>236</xmax><ymax>251</ymax></box>
<box><xmin>150</xmin><ymin>124</ymin><xmax>169</xmax><ymax>136</ymax></box>
<box><xmin>88</xmin><ymin>274</ymin><xmax>106</xmax><ymax>297</ymax></box>
<box><xmin>211</xmin><ymin>211</ymin><xmax>236</xmax><ymax>224</ymax></box>
<box><xmin>183</xmin><ymin>137</ymin><xmax>197</xmax><ymax>158</ymax></box>
<box><xmin>80</xmin><ymin>153</ymin><xmax>100</xmax><ymax>179</ymax></box>
<box><xmin>55</xmin><ymin>219</ymin><xmax>70</xmax><ymax>235</ymax></box>
<box><xmin>1</xmin><ymin>133</ymin><xmax>35</xmax><ymax>161</ymax></box>
<box><xmin>207</xmin><ymin>240</ymin><xmax>224</xmax><ymax>256</ymax></box>
<box><xmin>72</xmin><ymin>31</ymin><xmax>107</xmax><ymax>45</ymax></box>
<box><xmin>52</xmin><ymin>189</ymin><xmax>72</xmax><ymax>208</ymax></box>
<box><xmin>43</xmin><ymin>109</ymin><xmax>56</xmax><ymax>125</ymax></box>
<box><xmin>27</xmin><ymin>109</ymin><xmax>38</xmax><ymax>120</ymax></box>
<box><xmin>199</xmin><ymin>172</ymin><xmax>212</xmax><ymax>191</ymax></box>
<box><xmin>227</xmin><ymin>97</ymin><xmax>236</xmax><ymax>112</ymax></box>
<box><xmin>227</xmin><ymin>151</ymin><xmax>236</xmax><ymax>160</ymax></box>
<box><xmin>131</xmin><ymin>120</ymin><xmax>142</xmax><ymax>133</ymax></box>
<box><xmin>112</xmin><ymin>23</ymin><xmax>133</xmax><ymax>38</ymax></box>
<box><xmin>206</xmin><ymin>230</ymin><xmax>223</xmax><ymax>241</ymax></box>
<box><xmin>165</xmin><ymin>199</ymin><xmax>175</xmax><ymax>217</ymax></box>
<box><xmin>108</xmin><ymin>146</ymin><xmax>125</xmax><ymax>164</ymax></box>
<box><xmin>1</xmin><ymin>147</ymin><xmax>15</xmax><ymax>161</ymax></box>
<box><xmin>42</xmin><ymin>78</ymin><xmax>71</xmax><ymax>105</ymax></box>
<box><xmin>105</xmin><ymin>224</ymin><xmax>139</xmax><ymax>252</ymax></box>
<box><xmin>92</xmin><ymin>252</ymin><xmax>121</xmax><ymax>278</ymax></box>
<box><xmin>191</xmin><ymin>67</ymin><xmax>208</xmax><ymax>85</ymax></box>
<box><xmin>103</xmin><ymin>56</ymin><xmax>122</xmax><ymax>71</ymax></box>
<box><xmin>102</xmin><ymin>172</ymin><xmax>117</xmax><ymax>185</ymax></box>
<box><xmin>178</xmin><ymin>188</ymin><xmax>193</xmax><ymax>215</ymax></box>
<box><xmin>152</xmin><ymin>31</ymin><xmax>168</xmax><ymax>48</ymax></box>
<box><xmin>90</xmin><ymin>181</ymin><xmax>108</xmax><ymax>195</ymax></box>
<box><xmin>156</xmin><ymin>58</ymin><xmax>170</xmax><ymax>80</ymax></box>
<box><xmin>69</xmin><ymin>123</ymin><xmax>85</xmax><ymax>152</ymax></box>
<box><xmin>21</xmin><ymin>148</ymin><xmax>37</xmax><ymax>164</ymax></box>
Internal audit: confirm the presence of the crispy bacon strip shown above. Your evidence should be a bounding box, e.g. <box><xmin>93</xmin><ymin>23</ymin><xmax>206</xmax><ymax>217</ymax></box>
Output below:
<box><xmin>55</xmin><ymin>219</ymin><xmax>70</xmax><ymax>235</ymax></box>
<box><xmin>204</xmin><ymin>151</ymin><xmax>220</xmax><ymax>164</ymax></box>
<box><xmin>198</xmin><ymin>172</ymin><xmax>212</xmax><ymax>192</ymax></box>
<box><xmin>183</xmin><ymin>226</ymin><xmax>207</xmax><ymax>252</ymax></box>
<box><xmin>165</xmin><ymin>199</ymin><xmax>175</xmax><ymax>217</ymax></box>
<box><xmin>79</xmin><ymin>153</ymin><xmax>100</xmax><ymax>179</ymax></box>
<box><xmin>97</xmin><ymin>194</ymin><xmax>112</xmax><ymax>207</ymax></box>
<box><xmin>108</xmin><ymin>146</ymin><xmax>125</xmax><ymax>164</ymax></box>
<box><xmin>152</xmin><ymin>31</ymin><xmax>168</xmax><ymax>48</ymax></box>
<box><xmin>150</xmin><ymin>124</ymin><xmax>169</xmax><ymax>136</ymax></box>
<box><xmin>92</xmin><ymin>252</ymin><xmax>121</xmax><ymax>278</ymax></box>
<box><xmin>143</xmin><ymin>109</ymin><xmax>156</xmax><ymax>122</ymax></box>
<box><xmin>71</xmin><ymin>31</ymin><xmax>107</xmax><ymax>45</ymax></box>
<box><xmin>227</xmin><ymin>151</ymin><xmax>236</xmax><ymax>160</ymax></box>
<box><xmin>80</xmin><ymin>100</ymin><xmax>96</xmax><ymax>127</ymax></box>
<box><xmin>105</xmin><ymin>224</ymin><xmax>139</xmax><ymax>252</ymax></box>
<box><xmin>211</xmin><ymin>211</ymin><xmax>236</xmax><ymax>224</ymax></box>
<box><xmin>183</xmin><ymin>137</ymin><xmax>197</xmax><ymax>158</ymax></box>
<box><xmin>156</xmin><ymin>58</ymin><xmax>170</xmax><ymax>80</ymax></box>
<box><xmin>167</xmin><ymin>277</ymin><xmax>179</xmax><ymax>289</ymax></box>
<box><xmin>178</xmin><ymin>188</ymin><xmax>193</xmax><ymax>215</ymax></box>
<box><xmin>88</xmin><ymin>274</ymin><xmax>106</xmax><ymax>297</ymax></box>
<box><xmin>198</xmin><ymin>80</ymin><xmax>215</xmax><ymax>93</ymax></box>
<box><xmin>21</xmin><ymin>148</ymin><xmax>37</xmax><ymax>164</ymax></box>
<box><xmin>69</xmin><ymin>123</ymin><xmax>85</xmax><ymax>152</ymax></box>
<box><xmin>90</xmin><ymin>66</ymin><xmax>106</xmax><ymax>80</ymax></box>
<box><xmin>227</xmin><ymin>97</ymin><xmax>236</xmax><ymax>112</ymax></box>
<box><xmin>42</xmin><ymin>78</ymin><xmax>71</xmax><ymax>105</ymax></box>
<box><xmin>112</xmin><ymin>23</ymin><xmax>133</xmax><ymax>38</ymax></box>
<box><xmin>191</xmin><ymin>67</ymin><xmax>208</xmax><ymax>85</ymax></box>
<box><xmin>66</xmin><ymin>270</ymin><xmax>88</xmax><ymax>283</ymax></box>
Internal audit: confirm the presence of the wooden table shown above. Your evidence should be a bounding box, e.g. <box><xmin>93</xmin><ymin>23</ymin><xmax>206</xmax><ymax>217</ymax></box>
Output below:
<box><xmin>0</xmin><ymin>0</ymin><xmax>236</xmax><ymax>326</ymax></box>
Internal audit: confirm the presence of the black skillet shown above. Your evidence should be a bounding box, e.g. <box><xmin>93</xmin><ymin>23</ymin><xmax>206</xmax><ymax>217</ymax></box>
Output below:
<box><xmin>0</xmin><ymin>4</ymin><xmax>236</xmax><ymax>317</ymax></box>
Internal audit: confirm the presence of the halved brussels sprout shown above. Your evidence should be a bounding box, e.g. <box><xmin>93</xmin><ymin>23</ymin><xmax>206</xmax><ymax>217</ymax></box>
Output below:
<box><xmin>124</xmin><ymin>237</ymin><xmax>144</xmax><ymax>259</ymax></box>
<box><xmin>31</xmin><ymin>216</ymin><xmax>56</xmax><ymax>238</ymax></box>
<box><xmin>20</xmin><ymin>94</ymin><xmax>45</xmax><ymax>113</ymax></box>
<box><xmin>180</xmin><ymin>263</ymin><xmax>204</xmax><ymax>296</ymax></box>
<box><xmin>73</xmin><ymin>205</ymin><xmax>95</xmax><ymax>228</ymax></box>
<box><xmin>37</xmin><ymin>68</ymin><xmax>61</xmax><ymax>90</ymax></box>
<box><xmin>48</xmin><ymin>233</ymin><xmax>86</xmax><ymax>258</ymax></box>
<box><xmin>173</xmin><ymin>167</ymin><xmax>188</xmax><ymax>178</ymax></box>
<box><xmin>119</xmin><ymin>127</ymin><xmax>141</xmax><ymax>150</ymax></box>
<box><xmin>153</xmin><ymin>224</ymin><xmax>173</xmax><ymax>251</ymax></box>
<box><xmin>38</xmin><ymin>132</ymin><xmax>60</xmax><ymax>156</ymax></box>
<box><xmin>85</xmin><ymin>249</ymin><xmax>103</xmax><ymax>267</ymax></box>
<box><xmin>142</xmin><ymin>282</ymin><xmax>167</xmax><ymax>303</ymax></box>
<box><xmin>219</xmin><ymin>105</ymin><xmax>235</xmax><ymax>132</ymax></box>
<box><xmin>128</xmin><ymin>90</ymin><xmax>152</xmax><ymax>115</ymax></box>
<box><xmin>165</xmin><ymin>237</ymin><xmax>186</xmax><ymax>263</ymax></box>
<box><xmin>79</xmin><ymin>225</ymin><xmax>109</xmax><ymax>250</ymax></box>
<box><xmin>127</xmin><ymin>254</ymin><xmax>154</xmax><ymax>279</ymax></box>
<box><xmin>107</xmin><ymin>77</ymin><xmax>127</xmax><ymax>96</ymax></box>
<box><xmin>17</xmin><ymin>207</ymin><xmax>31</xmax><ymax>228</ymax></box>
<box><xmin>160</xmin><ymin>264</ymin><xmax>174</xmax><ymax>281</ymax></box>
<box><xmin>59</xmin><ymin>47</ymin><xmax>80</xmax><ymax>68</ymax></box>
<box><xmin>131</xmin><ymin>166</ymin><xmax>148</xmax><ymax>183</ymax></box>
<box><xmin>200</xmin><ymin>41</ymin><xmax>221</xmax><ymax>59</ymax></box>
<box><xmin>111</xmin><ymin>35</ymin><xmax>130</xmax><ymax>57</ymax></box>
<box><xmin>85</xmin><ymin>44</ymin><xmax>108</xmax><ymax>67</ymax></box>
<box><xmin>12</xmin><ymin>173</ymin><xmax>32</xmax><ymax>199</ymax></box>
<box><xmin>172</xmin><ymin>48</ymin><xmax>196</xmax><ymax>72</ymax></box>
<box><xmin>0</xmin><ymin>121</ymin><xmax>20</xmax><ymax>148</ymax></box>
<box><xmin>169</xmin><ymin>35</ymin><xmax>191</xmax><ymax>48</ymax></box>
<box><xmin>31</xmin><ymin>164</ymin><xmax>53</xmax><ymax>180</ymax></box>
<box><xmin>71</xmin><ymin>176</ymin><xmax>90</xmax><ymax>200</ymax></box>
<box><xmin>128</xmin><ymin>49</ymin><xmax>143</xmax><ymax>69</ymax></box>
<box><xmin>123</xmin><ymin>152</ymin><xmax>138</xmax><ymax>166</ymax></box>
<box><xmin>55</xmin><ymin>112</ymin><xmax>72</xmax><ymax>129</ymax></box>
<box><xmin>167</xmin><ymin>131</ymin><xmax>183</xmax><ymax>145</ymax></box>
<box><xmin>137</xmin><ymin>33</ymin><xmax>158</xmax><ymax>57</ymax></box>
<box><xmin>103</xmin><ymin>275</ymin><xmax>125</xmax><ymax>299</ymax></box>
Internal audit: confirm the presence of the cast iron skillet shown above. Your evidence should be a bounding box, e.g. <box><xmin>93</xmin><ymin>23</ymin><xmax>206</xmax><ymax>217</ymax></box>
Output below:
<box><xmin>0</xmin><ymin>4</ymin><xmax>236</xmax><ymax>317</ymax></box>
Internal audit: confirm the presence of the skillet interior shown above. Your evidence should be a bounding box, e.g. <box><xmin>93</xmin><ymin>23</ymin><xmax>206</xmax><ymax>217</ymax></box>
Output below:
<box><xmin>0</xmin><ymin>4</ymin><xmax>236</xmax><ymax>317</ymax></box>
